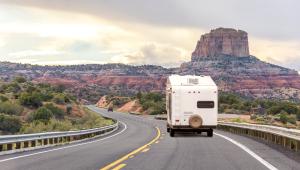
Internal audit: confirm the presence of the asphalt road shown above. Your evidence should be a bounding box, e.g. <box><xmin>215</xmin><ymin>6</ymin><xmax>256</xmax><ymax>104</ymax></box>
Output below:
<box><xmin>0</xmin><ymin>105</ymin><xmax>299</xmax><ymax>170</ymax></box>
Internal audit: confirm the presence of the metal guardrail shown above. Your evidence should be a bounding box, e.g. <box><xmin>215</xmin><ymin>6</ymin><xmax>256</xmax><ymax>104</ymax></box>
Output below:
<box><xmin>153</xmin><ymin>116</ymin><xmax>300</xmax><ymax>152</ymax></box>
<box><xmin>217</xmin><ymin>122</ymin><xmax>300</xmax><ymax>152</ymax></box>
<box><xmin>0</xmin><ymin>121</ymin><xmax>119</xmax><ymax>154</ymax></box>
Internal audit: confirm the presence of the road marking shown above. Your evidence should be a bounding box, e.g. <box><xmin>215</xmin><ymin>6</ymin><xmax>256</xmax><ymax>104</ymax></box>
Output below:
<box><xmin>214</xmin><ymin>132</ymin><xmax>278</xmax><ymax>170</ymax></box>
<box><xmin>155</xmin><ymin>141</ymin><xmax>160</xmax><ymax>144</ymax></box>
<box><xmin>100</xmin><ymin>127</ymin><xmax>161</xmax><ymax>170</ymax></box>
<box><xmin>141</xmin><ymin>148</ymin><xmax>150</xmax><ymax>153</ymax></box>
<box><xmin>112</xmin><ymin>164</ymin><xmax>126</xmax><ymax>170</ymax></box>
<box><xmin>0</xmin><ymin>121</ymin><xmax>127</xmax><ymax>163</ymax></box>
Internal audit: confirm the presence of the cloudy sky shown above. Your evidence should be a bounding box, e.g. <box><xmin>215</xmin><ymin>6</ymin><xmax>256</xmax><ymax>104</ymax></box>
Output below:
<box><xmin>0</xmin><ymin>0</ymin><xmax>299</xmax><ymax>70</ymax></box>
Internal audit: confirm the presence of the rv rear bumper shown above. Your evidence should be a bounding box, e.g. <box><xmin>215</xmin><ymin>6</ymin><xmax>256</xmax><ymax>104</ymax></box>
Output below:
<box><xmin>168</xmin><ymin>125</ymin><xmax>217</xmax><ymax>130</ymax></box>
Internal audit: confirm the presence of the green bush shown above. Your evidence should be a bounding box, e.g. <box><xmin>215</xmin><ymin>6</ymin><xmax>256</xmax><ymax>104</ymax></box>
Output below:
<box><xmin>279</xmin><ymin>111</ymin><xmax>288</xmax><ymax>124</ymax></box>
<box><xmin>0</xmin><ymin>101</ymin><xmax>23</xmax><ymax>115</ymax></box>
<box><xmin>53</xmin><ymin>93</ymin><xmax>69</xmax><ymax>104</ymax></box>
<box><xmin>44</xmin><ymin>103</ymin><xmax>65</xmax><ymax>119</ymax></box>
<box><xmin>287</xmin><ymin>115</ymin><xmax>297</xmax><ymax>124</ymax></box>
<box><xmin>0</xmin><ymin>113</ymin><xmax>21</xmax><ymax>134</ymax></box>
<box><xmin>30</xmin><ymin>107</ymin><xmax>53</xmax><ymax>122</ymax></box>
<box><xmin>0</xmin><ymin>95</ymin><xmax>8</xmax><ymax>102</ymax></box>
<box><xmin>19</xmin><ymin>92</ymin><xmax>43</xmax><ymax>108</ymax></box>
<box><xmin>6</xmin><ymin>82</ymin><xmax>21</xmax><ymax>93</ymax></box>
<box><xmin>13</xmin><ymin>76</ymin><xmax>27</xmax><ymax>83</ymax></box>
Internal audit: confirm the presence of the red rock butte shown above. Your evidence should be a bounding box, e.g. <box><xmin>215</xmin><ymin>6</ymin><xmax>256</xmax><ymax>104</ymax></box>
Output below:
<box><xmin>192</xmin><ymin>28</ymin><xmax>249</xmax><ymax>61</ymax></box>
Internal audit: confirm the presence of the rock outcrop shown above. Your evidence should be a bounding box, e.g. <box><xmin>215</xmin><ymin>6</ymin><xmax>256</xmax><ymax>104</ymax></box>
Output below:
<box><xmin>191</xmin><ymin>28</ymin><xmax>249</xmax><ymax>61</ymax></box>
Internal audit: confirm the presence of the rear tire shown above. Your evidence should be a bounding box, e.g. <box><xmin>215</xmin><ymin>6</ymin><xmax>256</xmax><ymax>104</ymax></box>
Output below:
<box><xmin>170</xmin><ymin>129</ymin><xmax>175</xmax><ymax>137</ymax></box>
<box><xmin>207</xmin><ymin>129</ymin><xmax>213</xmax><ymax>137</ymax></box>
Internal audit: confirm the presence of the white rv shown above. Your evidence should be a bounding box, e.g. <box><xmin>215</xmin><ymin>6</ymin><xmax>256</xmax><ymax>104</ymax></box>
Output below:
<box><xmin>166</xmin><ymin>75</ymin><xmax>218</xmax><ymax>137</ymax></box>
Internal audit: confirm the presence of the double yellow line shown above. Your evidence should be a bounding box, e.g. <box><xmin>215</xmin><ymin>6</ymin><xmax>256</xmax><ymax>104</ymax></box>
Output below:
<box><xmin>100</xmin><ymin>127</ymin><xmax>161</xmax><ymax>170</ymax></box>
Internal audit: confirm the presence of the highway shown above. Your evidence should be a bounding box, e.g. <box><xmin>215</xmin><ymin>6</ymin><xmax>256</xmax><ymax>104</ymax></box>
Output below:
<box><xmin>0</xmin><ymin>105</ymin><xmax>299</xmax><ymax>170</ymax></box>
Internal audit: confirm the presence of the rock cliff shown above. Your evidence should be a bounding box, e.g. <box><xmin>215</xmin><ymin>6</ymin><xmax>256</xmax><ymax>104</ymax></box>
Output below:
<box><xmin>192</xmin><ymin>28</ymin><xmax>249</xmax><ymax>61</ymax></box>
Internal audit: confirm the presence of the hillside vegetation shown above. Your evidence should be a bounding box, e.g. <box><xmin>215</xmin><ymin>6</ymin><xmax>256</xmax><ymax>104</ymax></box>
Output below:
<box><xmin>102</xmin><ymin>91</ymin><xmax>300</xmax><ymax>128</ymax></box>
<box><xmin>0</xmin><ymin>77</ymin><xmax>113</xmax><ymax>135</ymax></box>
<box><xmin>219</xmin><ymin>92</ymin><xmax>300</xmax><ymax>128</ymax></box>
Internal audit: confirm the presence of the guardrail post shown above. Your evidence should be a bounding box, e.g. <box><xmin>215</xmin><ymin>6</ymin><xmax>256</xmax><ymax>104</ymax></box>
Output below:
<box><xmin>12</xmin><ymin>143</ymin><xmax>16</xmax><ymax>150</ymax></box>
<box><xmin>20</xmin><ymin>142</ymin><xmax>24</xmax><ymax>149</ymax></box>
<box><xmin>2</xmin><ymin>144</ymin><xmax>7</xmax><ymax>151</ymax></box>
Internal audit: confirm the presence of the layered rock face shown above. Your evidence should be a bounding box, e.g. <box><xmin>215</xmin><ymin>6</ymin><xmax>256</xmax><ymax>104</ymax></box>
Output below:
<box><xmin>192</xmin><ymin>28</ymin><xmax>249</xmax><ymax>61</ymax></box>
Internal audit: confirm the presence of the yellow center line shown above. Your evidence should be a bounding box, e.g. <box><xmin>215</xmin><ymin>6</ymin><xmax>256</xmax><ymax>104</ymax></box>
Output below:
<box><xmin>100</xmin><ymin>127</ymin><xmax>161</xmax><ymax>170</ymax></box>
<box><xmin>112</xmin><ymin>164</ymin><xmax>126</xmax><ymax>170</ymax></box>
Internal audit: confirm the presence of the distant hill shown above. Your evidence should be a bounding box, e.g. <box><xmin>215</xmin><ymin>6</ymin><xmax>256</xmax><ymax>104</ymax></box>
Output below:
<box><xmin>1</xmin><ymin>28</ymin><xmax>300</xmax><ymax>102</ymax></box>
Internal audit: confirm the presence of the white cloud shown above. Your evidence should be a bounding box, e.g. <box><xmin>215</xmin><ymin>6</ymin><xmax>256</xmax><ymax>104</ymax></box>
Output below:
<box><xmin>111</xmin><ymin>42</ymin><xmax>188</xmax><ymax>67</ymax></box>
<box><xmin>8</xmin><ymin>50</ymin><xmax>65</xmax><ymax>57</ymax></box>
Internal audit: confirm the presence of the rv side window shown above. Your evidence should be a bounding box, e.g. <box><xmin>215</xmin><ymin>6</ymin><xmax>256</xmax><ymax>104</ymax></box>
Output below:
<box><xmin>197</xmin><ymin>101</ymin><xmax>214</xmax><ymax>108</ymax></box>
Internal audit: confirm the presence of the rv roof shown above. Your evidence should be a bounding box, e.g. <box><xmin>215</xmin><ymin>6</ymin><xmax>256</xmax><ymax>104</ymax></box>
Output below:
<box><xmin>168</xmin><ymin>75</ymin><xmax>216</xmax><ymax>86</ymax></box>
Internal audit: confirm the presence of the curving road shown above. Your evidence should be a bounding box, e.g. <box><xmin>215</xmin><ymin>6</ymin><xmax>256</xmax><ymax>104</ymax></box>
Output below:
<box><xmin>0</xmin><ymin>105</ymin><xmax>299</xmax><ymax>170</ymax></box>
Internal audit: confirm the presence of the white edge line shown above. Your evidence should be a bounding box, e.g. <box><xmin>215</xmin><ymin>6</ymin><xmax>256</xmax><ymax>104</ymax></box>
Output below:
<box><xmin>214</xmin><ymin>132</ymin><xmax>278</xmax><ymax>170</ymax></box>
<box><xmin>0</xmin><ymin>121</ymin><xmax>127</xmax><ymax>163</ymax></box>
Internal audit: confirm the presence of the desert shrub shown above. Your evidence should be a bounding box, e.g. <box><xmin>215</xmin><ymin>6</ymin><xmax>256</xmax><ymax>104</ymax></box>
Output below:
<box><xmin>255</xmin><ymin>116</ymin><xmax>265</xmax><ymax>122</ymax></box>
<box><xmin>19</xmin><ymin>92</ymin><xmax>43</xmax><ymax>108</ymax></box>
<box><xmin>0</xmin><ymin>101</ymin><xmax>23</xmax><ymax>115</ymax></box>
<box><xmin>29</xmin><ymin>107</ymin><xmax>53</xmax><ymax>122</ymax></box>
<box><xmin>297</xmin><ymin>111</ymin><xmax>300</xmax><ymax>121</ymax></box>
<box><xmin>66</xmin><ymin>104</ymin><xmax>72</xmax><ymax>114</ymax></box>
<box><xmin>6</xmin><ymin>82</ymin><xmax>21</xmax><ymax>93</ymax></box>
<box><xmin>288</xmin><ymin>116</ymin><xmax>297</xmax><ymax>124</ymax></box>
<box><xmin>53</xmin><ymin>84</ymin><xmax>66</xmax><ymax>93</ymax></box>
<box><xmin>44</xmin><ymin>103</ymin><xmax>65</xmax><ymax>119</ymax></box>
<box><xmin>13</xmin><ymin>76</ymin><xmax>27</xmax><ymax>83</ymax></box>
<box><xmin>279</xmin><ymin>111</ymin><xmax>288</xmax><ymax>124</ymax></box>
<box><xmin>53</xmin><ymin>93</ymin><xmax>69</xmax><ymax>104</ymax></box>
<box><xmin>149</xmin><ymin>102</ymin><xmax>166</xmax><ymax>115</ymax></box>
<box><xmin>0</xmin><ymin>95</ymin><xmax>8</xmax><ymax>102</ymax></box>
<box><xmin>0</xmin><ymin>113</ymin><xmax>21</xmax><ymax>133</ymax></box>
<box><xmin>76</xmin><ymin>108</ymin><xmax>114</xmax><ymax>129</ymax></box>
<box><xmin>136</xmin><ymin>91</ymin><xmax>142</xmax><ymax>100</ymax></box>
<box><xmin>21</xmin><ymin>119</ymin><xmax>73</xmax><ymax>134</ymax></box>
<box><xmin>232</xmin><ymin>118</ymin><xmax>242</xmax><ymax>123</ymax></box>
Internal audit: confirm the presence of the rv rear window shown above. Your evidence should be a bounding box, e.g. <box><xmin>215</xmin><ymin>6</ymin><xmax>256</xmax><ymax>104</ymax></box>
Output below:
<box><xmin>197</xmin><ymin>101</ymin><xmax>214</xmax><ymax>108</ymax></box>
